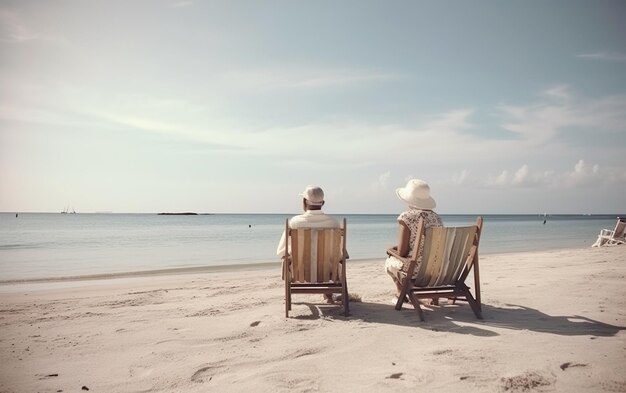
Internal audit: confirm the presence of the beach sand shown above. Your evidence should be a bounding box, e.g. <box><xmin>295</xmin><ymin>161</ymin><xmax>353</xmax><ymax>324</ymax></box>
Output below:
<box><xmin>0</xmin><ymin>247</ymin><xmax>625</xmax><ymax>392</ymax></box>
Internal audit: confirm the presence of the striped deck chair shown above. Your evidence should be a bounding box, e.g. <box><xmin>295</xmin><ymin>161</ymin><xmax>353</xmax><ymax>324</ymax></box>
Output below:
<box><xmin>592</xmin><ymin>217</ymin><xmax>626</xmax><ymax>247</ymax></box>
<box><xmin>388</xmin><ymin>217</ymin><xmax>483</xmax><ymax>321</ymax></box>
<box><xmin>283</xmin><ymin>218</ymin><xmax>349</xmax><ymax>317</ymax></box>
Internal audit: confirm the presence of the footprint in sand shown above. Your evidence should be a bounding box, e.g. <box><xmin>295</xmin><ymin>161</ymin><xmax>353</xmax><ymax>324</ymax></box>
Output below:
<box><xmin>266</xmin><ymin>373</ymin><xmax>318</xmax><ymax>390</ymax></box>
<box><xmin>559</xmin><ymin>362</ymin><xmax>587</xmax><ymax>371</ymax></box>
<box><xmin>600</xmin><ymin>380</ymin><xmax>626</xmax><ymax>392</ymax></box>
<box><xmin>291</xmin><ymin>347</ymin><xmax>321</xmax><ymax>359</ymax></box>
<box><xmin>129</xmin><ymin>365</ymin><xmax>154</xmax><ymax>378</ymax></box>
<box><xmin>37</xmin><ymin>373</ymin><xmax>59</xmax><ymax>380</ymax></box>
<box><xmin>432</xmin><ymin>349</ymin><xmax>454</xmax><ymax>356</ymax></box>
<box><xmin>500</xmin><ymin>371</ymin><xmax>555</xmax><ymax>392</ymax></box>
<box><xmin>215</xmin><ymin>332</ymin><xmax>249</xmax><ymax>342</ymax></box>
<box><xmin>191</xmin><ymin>365</ymin><xmax>223</xmax><ymax>383</ymax></box>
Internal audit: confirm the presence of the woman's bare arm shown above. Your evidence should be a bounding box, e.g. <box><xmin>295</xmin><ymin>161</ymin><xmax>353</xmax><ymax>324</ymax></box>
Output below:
<box><xmin>397</xmin><ymin>221</ymin><xmax>410</xmax><ymax>257</ymax></box>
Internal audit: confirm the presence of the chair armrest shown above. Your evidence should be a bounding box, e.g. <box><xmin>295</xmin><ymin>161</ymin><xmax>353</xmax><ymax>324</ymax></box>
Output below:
<box><xmin>599</xmin><ymin>229</ymin><xmax>614</xmax><ymax>237</ymax></box>
<box><xmin>386</xmin><ymin>247</ymin><xmax>406</xmax><ymax>261</ymax></box>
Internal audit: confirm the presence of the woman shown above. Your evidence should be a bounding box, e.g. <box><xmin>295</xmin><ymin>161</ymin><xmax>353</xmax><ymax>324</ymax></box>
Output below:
<box><xmin>385</xmin><ymin>179</ymin><xmax>443</xmax><ymax>300</ymax></box>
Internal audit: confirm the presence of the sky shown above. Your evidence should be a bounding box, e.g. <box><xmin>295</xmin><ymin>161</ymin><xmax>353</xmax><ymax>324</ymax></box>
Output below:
<box><xmin>1</xmin><ymin>1</ymin><xmax>625</xmax><ymax>214</ymax></box>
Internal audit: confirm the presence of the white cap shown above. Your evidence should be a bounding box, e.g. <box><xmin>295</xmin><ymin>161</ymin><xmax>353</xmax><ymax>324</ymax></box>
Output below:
<box><xmin>300</xmin><ymin>185</ymin><xmax>325</xmax><ymax>206</ymax></box>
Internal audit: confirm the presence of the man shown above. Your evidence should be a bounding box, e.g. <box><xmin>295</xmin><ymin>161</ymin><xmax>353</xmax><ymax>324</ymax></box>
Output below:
<box><xmin>277</xmin><ymin>185</ymin><xmax>340</xmax><ymax>303</ymax></box>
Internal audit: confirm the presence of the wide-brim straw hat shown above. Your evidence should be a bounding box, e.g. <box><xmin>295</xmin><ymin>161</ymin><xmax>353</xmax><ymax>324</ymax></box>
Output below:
<box><xmin>395</xmin><ymin>179</ymin><xmax>436</xmax><ymax>210</ymax></box>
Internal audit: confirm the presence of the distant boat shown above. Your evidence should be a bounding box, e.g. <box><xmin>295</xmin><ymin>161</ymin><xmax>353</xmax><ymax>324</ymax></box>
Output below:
<box><xmin>61</xmin><ymin>206</ymin><xmax>77</xmax><ymax>214</ymax></box>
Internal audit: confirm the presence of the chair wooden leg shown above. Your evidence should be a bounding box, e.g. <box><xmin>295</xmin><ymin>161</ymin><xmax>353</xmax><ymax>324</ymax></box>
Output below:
<box><xmin>407</xmin><ymin>292</ymin><xmax>425</xmax><ymax>321</ymax></box>
<box><xmin>287</xmin><ymin>288</ymin><xmax>292</xmax><ymax>310</ymax></box>
<box><xmin>394</xmin><ymin>295</ymin><xmax>404</xmax><ymax>310</ymax></box>
<box><xmin>395</xmin><ymin>276</ymin><xmax>411</xmax><ymax>311</ymax></box>
<box><xmin>284</xmin><ymin>266</ymin><xmax>291</xmax><ymax>318</ymax></box>
<box><xmin>461</xmin><ymin>288</ymin><xmax>482</xmax><ymax>319</ymax></box>
<box><xmin>467</xmin><ymin>297</ymin><xmax>482</xmax><ymax>319</ymax></box>
<box><xmin>473</xmin><ymin>252</ymin><xmax>482</xmax><ymax>309</ymax></box>
<box><xmin>342</xmin><ymin>284</ymin><xmax>349</xmax><ymax>317</ymax></box>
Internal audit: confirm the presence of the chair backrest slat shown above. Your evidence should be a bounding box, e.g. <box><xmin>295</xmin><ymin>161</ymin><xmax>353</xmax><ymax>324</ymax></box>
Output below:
<box><xmin>316</xmin><ymin>230</ymin><xmax>325</xmax><ymax>282</ymax></box>
<box><xmin>427</xmin><ymin>228</ymin><xmax>447</xmax><ymax>286</ymax></box>
<box><xmin>303</xmin><ymin>231</ymin><xmax>312</xmax><ymax>282</ymax></box>
<box><xmin>291</xmin><ymin>229</ymin><xmax>300</xmax><ymax>281</ymax></box>
<box><xmin>444</xmin><ymin>227</ymin><xmax>465</xmax><ymax>283</ymax></box>
<box><xmin>614</xmin><ymin>218</ymin><xmax>626</xmax><ymax>239</ymax></box>
<box><xmin>414</xmin><ymin>234</ymin><xmax>431</xmax><ymax>287</ymax></box>
<box><xmin>436</xmin><ymin>227</ymin><xmax>455</xmax><ymax>284</ymax></box>
<box><xmin>414</xmin><ymin>225</ymin><xmax>478</xmax><ymax>287</ymax></box>
<box><xmin>450</xmin><ymin>227</ymin><xmax>477</xmax><ymax>282</ymax></box>
<box><xmin>289</xmin><ymin>227</ymin><xmax>344</xmax><ymax>283</ymax></box>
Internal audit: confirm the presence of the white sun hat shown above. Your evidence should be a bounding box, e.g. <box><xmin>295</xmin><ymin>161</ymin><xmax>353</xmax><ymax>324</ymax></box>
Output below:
<box><xmin>300</xmin><ymin>185</ymin><xmax>325</xmax><ymax>206</ymax></box>
<box><xmin>395</xmin><ymin>179</ymin><xmax>436</xmax><ymax>210</ymax></box>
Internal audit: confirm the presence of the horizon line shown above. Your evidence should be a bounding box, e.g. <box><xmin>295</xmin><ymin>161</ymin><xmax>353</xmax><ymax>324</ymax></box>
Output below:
<box><xmin>2</xmin><ymin>211</ymin><xmax>623</xmax><ymax>216</ymax></box>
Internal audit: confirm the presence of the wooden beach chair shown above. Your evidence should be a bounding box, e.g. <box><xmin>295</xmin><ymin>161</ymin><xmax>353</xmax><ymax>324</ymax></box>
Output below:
<box><xmin>388</xmin><ymin>217</ymin><xmax>483</xmax><ymax>321</ymax></box>
<box><xmin>592</xmin><ymin>217</ymin><xmax>626</xmax><ymax>247</ymax></box>
<box><xmin>283</xmin><ymin>219</ymin><xmax>349</xmax><ymax>317</ymax></box>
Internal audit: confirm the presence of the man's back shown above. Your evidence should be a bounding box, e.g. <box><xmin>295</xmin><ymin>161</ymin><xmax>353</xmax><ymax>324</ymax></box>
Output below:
<box><xmin>277</xmin><ymin>210</ymin><xmax>339</xmax><ymax>256</ymax></box>
<box><xmin>289</xmin><ymin>210</ymin><xmax>339</xmax><ymax>228</ymax></box>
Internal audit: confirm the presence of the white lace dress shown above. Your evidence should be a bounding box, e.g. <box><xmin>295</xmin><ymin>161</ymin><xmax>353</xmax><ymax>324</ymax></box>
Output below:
<box><xmin>384</xmin><ymin>209</ymin><xmax>443</xmax><ymax>282</ymax></box>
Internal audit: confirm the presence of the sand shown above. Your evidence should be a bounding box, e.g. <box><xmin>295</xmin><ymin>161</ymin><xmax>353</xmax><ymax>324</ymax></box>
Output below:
<box><xmin>0</xmin><ymin>246</ymin><xmax>625</xmax><ymax>392</ymax></box>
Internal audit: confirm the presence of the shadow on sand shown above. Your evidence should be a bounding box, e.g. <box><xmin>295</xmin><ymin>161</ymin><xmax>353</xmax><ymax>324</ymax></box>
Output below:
<box><xmin>292</xmin><ymin>300</ymin><xmax>625</xmax><ymax>338</ymax></box>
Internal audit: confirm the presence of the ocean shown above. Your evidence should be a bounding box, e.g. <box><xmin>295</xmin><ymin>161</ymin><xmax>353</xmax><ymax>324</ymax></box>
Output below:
<box><xmin>0</xmin><ymin>213</ymin><xmax>620</xmax><ymax>281</ymax></box>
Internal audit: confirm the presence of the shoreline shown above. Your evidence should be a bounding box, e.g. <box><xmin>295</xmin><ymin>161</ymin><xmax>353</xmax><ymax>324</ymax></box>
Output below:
<box><xmin>0</xmin><ymin>245</ymin><xmax>600</xmax><ymax>286</ymax></box>
<box><xmin>0</xmin><ymin>261</ymin><xmax>282</xmax><ymax>285</ymax></box>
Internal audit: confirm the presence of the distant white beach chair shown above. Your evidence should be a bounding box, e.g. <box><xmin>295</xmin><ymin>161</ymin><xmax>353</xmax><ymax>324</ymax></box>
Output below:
<box><xmin>388</xmin><ymin>217</ymin><xmax>483</xmax><ymax>321</ymax></box>
<box><xmin>283</xmin><ymin>219</ymin><xmax>349</xmax><ymax>317</ymax></box>
<box><xmin>592</xmin><ymin>217</ymin><xmax>626</xmax><ymax>247</ymax></box>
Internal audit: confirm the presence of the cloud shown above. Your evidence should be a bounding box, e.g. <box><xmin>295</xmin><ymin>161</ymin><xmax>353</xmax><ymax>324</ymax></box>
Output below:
<box><xmin>486</xmin><ymin>165</ymin><xmax>549</xmax><ymax>187</ymax></box>
<box><xmin>450</xmin><ymin>169</ymin><xmax>470</xmax><ymax>185</ymax></box>
<box><xmin>563</xmin><ymin>159</ymin><xmax>600</xmax><ymax>187</ymax></box>
<box><xmin>0</xmin><ymin>9</ymin><xmax>68</xmax><ymax>45</ymax></box>
<box><xmin>497</xmin><ymin>103</ymin><xmax>570</xmax><ymax>145</ymax></box>
<box><xmin>291</xmin><ymin>70</ymin><xmax>402</xmax><ymax>89</ymax></box>
<box><xmin>371</xmin><ymin>171</ymin><xmax>391</xmax><ymax>190</ymax></box>
<box><xmin>253</xmin><ymin>109</ymin><xmax>480</xmax><ymax>166</ymax></box>
<box><xmin>424</xmin><ymin>109</ymin><xmax>475</xmax><ymax>132</ymax></box>
<box><xmin>0</xmin><ymin>10</ymin><xmax>38</xmax><ymax>42</ymax></box>
<box><xmin>483</xmin><ymin>160</ymin><xmax>623</xmax><ymax>189</ymax></box>
<box><xmin>512</xmin><ymin>164</ymin><xmax>529</xmax><ymax>185</ymax></box>
<box><xmin>543</xmin><ymin>85</ymin><xmax>572</xmax><ymax>100</ymax></box>
<box><xmin>490</xmin><ymin>170</ymin><xmax>509</xmax><ymax>186</ymax></box>
<box><xmin>576</xmin><ymin>51</ymin><xmax>626</xmax><ymax>62</ymax></box>
<box><xmin>170</xmin><ymin>1</ymin><xmax>193</xmax><ymax>7</ymax></box>
<box><xmin>4</xmin><ymin>81</ymin><xmax>625</xmax><ymax>180</ymax></box>
<box><xmin>218</xmin><ymin>67</ymin><xmax>404</xmax><ymax>91</ymax></box>
<box><xmin>497</xmin><ymin>85</ymin><xmax>626</xmax><ymax>147</ymax></box>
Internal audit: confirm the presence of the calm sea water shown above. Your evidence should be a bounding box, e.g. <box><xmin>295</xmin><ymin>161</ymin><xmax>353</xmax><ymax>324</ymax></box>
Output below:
<box><xmin>0</xmin><ymin>213</ymin><xmax>621</xmax><ymax>281</ymax></box>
